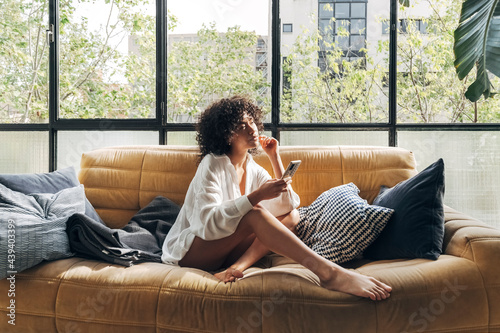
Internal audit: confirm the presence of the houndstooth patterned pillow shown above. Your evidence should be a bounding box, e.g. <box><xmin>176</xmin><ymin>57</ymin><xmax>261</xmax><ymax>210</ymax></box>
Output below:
<box><xmin>296</xmin><ymin>183</ymin><xmax>394</xmax><ymax>264</ymax></box>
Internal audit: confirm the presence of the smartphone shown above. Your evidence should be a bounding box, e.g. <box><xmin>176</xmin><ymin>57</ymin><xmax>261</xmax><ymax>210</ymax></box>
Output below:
<box><xmin>281</xmin><ymin>160</ymin><xmax>301</xmax><ymax>179</ymax></box>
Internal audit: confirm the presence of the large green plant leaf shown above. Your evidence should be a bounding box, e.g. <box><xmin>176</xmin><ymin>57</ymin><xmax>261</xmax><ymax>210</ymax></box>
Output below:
<box><xmin>454</xmin><ymin>0</ymin><xmax>500</xmax><ymax>101</ymax></box>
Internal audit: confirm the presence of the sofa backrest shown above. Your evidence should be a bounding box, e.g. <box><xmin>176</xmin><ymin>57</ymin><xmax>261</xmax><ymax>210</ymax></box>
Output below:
<box><xmin>79</xmin><ymin>145</ymin><xmax>417</xmax><ymax>228</ymax></box>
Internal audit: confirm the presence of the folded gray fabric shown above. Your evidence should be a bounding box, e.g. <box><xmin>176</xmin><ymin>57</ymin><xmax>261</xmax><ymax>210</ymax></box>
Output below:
<box><xmin>66</xmin><ymin>196</ymin><xmax>180</xmax><ymax>266</ymax></box>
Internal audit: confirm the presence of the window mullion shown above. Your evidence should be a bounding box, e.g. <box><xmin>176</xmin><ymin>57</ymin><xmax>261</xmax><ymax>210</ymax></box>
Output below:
<box><xmin>389</xmin><ymin>0</ymin><xmax>398</xmax><ymax>146</ymax></box>
<box><xmin>49</xmin><ymin>0</ymin><xmax>59</xmax><ymax>171</ymax></box>
<box><xmin>272</xmin><ymin>0</ymin><xmax>281</xmax><ymax>140</ymax></box>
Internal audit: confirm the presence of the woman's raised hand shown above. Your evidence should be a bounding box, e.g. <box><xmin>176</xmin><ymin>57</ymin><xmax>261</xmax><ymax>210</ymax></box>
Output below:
<box><xmin>259</xmin><ymin>135</ymin><xmax>279</xmax><ymax>156</ymax></box>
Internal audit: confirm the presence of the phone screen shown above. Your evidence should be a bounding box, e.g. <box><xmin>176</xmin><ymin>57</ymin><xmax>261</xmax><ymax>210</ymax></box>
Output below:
<box><xmin>282</xmin><ymin>160</ymin><xmax>301</xmax><ymax>179</ymax></box>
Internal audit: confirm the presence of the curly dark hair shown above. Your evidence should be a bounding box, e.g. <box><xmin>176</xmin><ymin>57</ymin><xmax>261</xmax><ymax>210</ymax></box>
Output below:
<box><xmin>196</xmin><ymin>95</ymin><xmax>264</xmax><ymax>160</ymax></box>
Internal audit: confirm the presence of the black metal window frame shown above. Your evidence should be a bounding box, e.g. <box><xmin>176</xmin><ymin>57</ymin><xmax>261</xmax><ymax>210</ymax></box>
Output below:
<box><xmin>0</xmin><ymin>0</ymin><xmax>499</xmax><ymax>172</ymax></box>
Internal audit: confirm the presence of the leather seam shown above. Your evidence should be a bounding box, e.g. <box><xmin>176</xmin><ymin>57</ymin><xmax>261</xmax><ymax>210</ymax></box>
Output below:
<box><xmin>339</xmin><ymin>147</ymin><xmax>344</xmax><ymax>184</ymax></box>
<box><xmin>0</xmin><ymin>309</ymin><xmax>55</xmax><ymax>318</ymax></box>
<box><xmin>81</xmin><ymin>165</ymin><xmax>142</xmax><ymax>171</ymax></box>
<box><xmin>459</xmin><ymin>237</ymin><xmax>500</xmax><ymax>258</ymax></box>
<box><xmin>159</xmin><ymin>287</ymin><xmax>262</xmax><ymax>301</ymax></box>
<box><xmin>138</xmin><ymin>148</ymin><xmax>148</xmax><ymax>207</ymax></box>
<box><xmin>468</xmin><ymin>239</ymin><xmax>491</xmax><ymax>330</ymax></box>
<box><xmin>56</xmin><ymin>314</ymin><xmax>156</xmax><ymax>328</ymax></box>
<box><xmin>414</xmin><ymin>325</ymin><xmax>490</xmax><ymax>333</ymax></box>
<box><xmin>54</xmin><ymin>258</ymin><xmax>90</xmax><ymax>332</ymax></box>
<box><xmin>59</xmin><ymin>280</ymin><xmax>163</xmax><ymax>291</ymax></box>
<box><xmin>84</xmin><ymin>185</ymin><xmax>141</xmax><ymax>191</ymax></box>
<box><xmin>156</xmin><ymin>322</ymin><xmax>224</xmax><ymax>333</ymax></box>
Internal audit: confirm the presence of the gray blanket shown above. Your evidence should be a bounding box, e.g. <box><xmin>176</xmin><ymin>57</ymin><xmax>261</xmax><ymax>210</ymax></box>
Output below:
<box><xmin>66</xmin><ymin>196</ymin><xmax>180</xmax><ymax>266</ymax></box>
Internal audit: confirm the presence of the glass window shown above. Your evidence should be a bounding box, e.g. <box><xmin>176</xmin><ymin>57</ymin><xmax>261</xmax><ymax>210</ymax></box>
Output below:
<box><xmin>281</xmin><ymin>0</ymin><xmax>388</xmax><ymax>124</ymax></box>
<box><xmin>397</xmin><ymin>0</ymin><xmax>500</xmax><ymax>123</ymax></box>
<box><xmin>398</xmin><ymin>131</ymin><xmax>500</xmax><ymax>228</ymax></box>
<box><xmin>57</xmin><ymin>131</ymin><xmax>158</xmax><ymax>172</ymax></box>
<box><xmin>350</xmin><ymin>35</ymin><xmax>365</xmax><ymax>50</ymax></box>
<box><xmin>167</xmin><ymin>131</ymin><xmax>197</xmax><ymax>146</ymax></box>
<box><xmin>0</xmin><ymin>0</ymin><xmax>49</xmax><ymax>124</ymax></box>
<box><xmin>351</xmin><ymin>3</ymin><xmax>366</xmax><ymax>18</ymax></box>
<box><xmin>336</xmin><ymin>36</ymin><xmax>350</xmax><ymax>50</ymax></box>
<box><xmin>320</xmin><ymin>19</ymin><xmax>333</xmax><ymax>36</ymax></box>
<box><xmin>351</xmin><ymin>19</ymin><xmax>365</xmax><ymax>34</ymax></box>
<box><xmin>280</xmin><ymin>131</ymin><xmax>388</xmax><ymax>146</ymax></box>
<box><xmin>59</xmin><ymin>0</ymin><xmax>156</xmax><ymax>119</ymax></box>
<box><xmin>319</xmin><ymin>3</ymin><xmax>334</xmax><ymax>18</ymax></box>
<box><xmin>419</xmin><ymin>20</ymin><xmax>428</xmax><ymax>34</ymax></box>
<box><xmin>283</xmin><ymin>23</ymin><xmax>293</xmax><ymax>33</ymax></box>
<box><xmin>382</xmin><ymin>20</ymin><xmax>390</xmax><ymax>34</ymax></box>
<box><xmin>335</xmin><ymin>3</ymin><xmax>350</xmax><ymax>18</ymax></box>
<box><xmin>335</xmin><ymin>20</ymin><xmax>350</xmax><ymax>34</ymax></box>
<box><xmin>167</xmin><ymin>0</ymin><xmax>271</xmax><ymax>123</ymax></box>
<box><xmin>0</xmin><ymin>132</ymin><xmax>49</xmax><ymax>173</ymax></box>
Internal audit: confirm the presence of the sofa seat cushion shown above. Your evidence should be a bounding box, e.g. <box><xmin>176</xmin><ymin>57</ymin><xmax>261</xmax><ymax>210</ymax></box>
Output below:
<box><xmin>2</xmin><ymin>253</ymin><xmax>487</xmax><ymax>333</ymax></box>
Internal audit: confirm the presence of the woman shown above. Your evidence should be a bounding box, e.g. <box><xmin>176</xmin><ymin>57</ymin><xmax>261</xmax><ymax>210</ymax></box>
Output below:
<box><xmin>161</xmin><ymin>95</ymin><xmax>392</xmax><ymax>301</ymax></box>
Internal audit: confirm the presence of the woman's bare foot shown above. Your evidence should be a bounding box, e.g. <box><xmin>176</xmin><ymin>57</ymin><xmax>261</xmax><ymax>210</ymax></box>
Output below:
<box><xmin>320</xmin><ymin>267</ymin><xmax>392</xmax><ymax>301</ymax></box>
<box><xmin>214</xmin><ymin>267</ymin><xmax>244</xmax><ymax>283</ymax></box>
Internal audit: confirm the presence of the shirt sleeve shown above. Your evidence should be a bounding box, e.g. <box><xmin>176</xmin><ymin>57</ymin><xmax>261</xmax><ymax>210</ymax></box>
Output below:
<box><xmin>189</xmin><ymin>156</ymin><xmax>253</xmax><ymax>241</ymax></box>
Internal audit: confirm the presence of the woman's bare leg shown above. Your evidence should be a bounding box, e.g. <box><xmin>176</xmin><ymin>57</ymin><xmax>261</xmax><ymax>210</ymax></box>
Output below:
<box><xmin>218</xmin><ymin>209</ymin><xmax>300</xmax><ymax>281</ymax></box>
<box><xmin>181</xmin><ymin>206</ymin><xmax>391</xmax><ymax>300</ymax></box>
<box><xmin>181</xmin><ymin>209</ymin><xmax>298</xmax><ymax>272</ymax></box>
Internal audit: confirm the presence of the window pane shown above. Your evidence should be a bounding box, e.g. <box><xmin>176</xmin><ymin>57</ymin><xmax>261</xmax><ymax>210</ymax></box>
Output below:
<box><xmin>351</xmin><ymin>35</ymin><xmax>365</xmax><ymax>50</ymax></box>
<box><xmin>167</xmin><ymin>131</ymin><xmax>197</xmax><ymax>146</ymax></box>
<box><xmin>319</xmin><ymin>3</ymin><xmax>334</xmax><ymax>18</ymax></box>
<box><xmin>398</xmin><ymin>131</ymin><xmax>500</xmax><ymax>228</ymax></box>
<box><xmin>283</xmin><ymin>23</ymin><xmax>293</xmax><ymax>33</ymax></box>
<box><xmin>59</xmin><ymin>0</ymin><xmax>156</xmax><ymax>119</ymax></box>
<box><xmin>335</xmin><ymin>3</ymin><xmax>350</xmax><ymax>18</ymax></box>
<box><xmin>382</xmin><ymin>20</ymin><xmax>390</xmax><ymax>34</ymax></box>
<box><xmin>335</xmin><ymin>20</ymin><xmax>349</xmax><ymax>34</ymax></box>
<box><xmin>335</xmin><ymin>36</ymin><xmax>350</xmax><ymax>50</ymax></box>
<box><xmin>351</xmin><ymin>3</ymin><xmax>366</xmax><ymax>18</ymax></box>
<box><xmin>0</xmin><ymin>0</ymin><xmax>49</xmax><ymax>124</ymax></box>
<box><xmin>0</xmin><ymin>132</ymin><xmax>49</xmax><ymax>173</ymax></box>
<box><xmin>58</xmin><ymin>131</ymin><xmax>158</xmax><ymax>172</ymax></box>
<box><xmin>167</xmin><ymin>0</ymin><xmax>271</xmax><ymax>123</ymax></box>
<box><xmin>419</xmin><ymin>20</ymin><xmax>428</xmax><ymax>34</ymax></box>
<box><xmin>280</xmin><ymin>131</ymin><xmax>388</xmax><ymax>146</ymax></box>
<box><xmin>351</xmin><ymin>19</ymin><xmax>366</xmax><ymax>34</ymax></box>
<box><xmin>397</xmin><ymin>0</ymin><xmax>500</xmax><ymax>123</ymax></box>
<box><xmin>281</xmin><ymin>0</ymin><xmax>388</xmax><ymax>123</ymax></box>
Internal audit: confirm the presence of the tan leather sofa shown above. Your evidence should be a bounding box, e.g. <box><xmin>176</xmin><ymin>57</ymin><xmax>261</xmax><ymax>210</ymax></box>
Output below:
<box><xmin>1</xmin><ymin>145</ymin><xmax>500</xmax><ymax>333</ymax></box>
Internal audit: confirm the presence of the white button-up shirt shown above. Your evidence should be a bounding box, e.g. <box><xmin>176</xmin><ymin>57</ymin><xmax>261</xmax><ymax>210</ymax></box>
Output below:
<box><xmin>161</xmin><ymin>153</ymin><xmax>300</xmax><ymax>265</ymax></box>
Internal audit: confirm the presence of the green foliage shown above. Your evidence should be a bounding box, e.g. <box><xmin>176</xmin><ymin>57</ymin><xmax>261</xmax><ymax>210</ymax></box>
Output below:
<box><xmin>280</xmin><ymin>0</ymin><xmax>500</xmax><ymax>124</ymax></box>
<box><xmin>166</xmin><ymin>23</ymin><xmax>270</xmax><ymax>122</ymax></box>
<box><xmin>58</xmin><ymin>0</ymin><xmax>156</xmax><ymax>119</ymax></box>
<box><xmin>0</xmin><ymin>0</ymin><xmax>49</xmax><ymax>123</ymax></box>
<box><xmin>0</xmin><ymin>0</ymin><xmax>498</xmax><ymax>124</ymax></box>
<box><xmin>453</xmin><ymin>0</ymin><xmax>500</xmax><ymax>101</ymax></box>
<box><xmin>281</xmin><ymin>19</ymin><xmax>387</xmax><ymax>123</ymax></box>
<box><xmin>394</xmin><ymin>0</ymin><xmax>500</xmax><ymax>122</ymax></box>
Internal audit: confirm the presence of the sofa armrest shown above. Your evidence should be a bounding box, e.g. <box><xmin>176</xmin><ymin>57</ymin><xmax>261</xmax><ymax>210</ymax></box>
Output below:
<box><xmin>443</xmin><ymin>205</ymin><xmax>500</xmax><ymax>286</ymax></box>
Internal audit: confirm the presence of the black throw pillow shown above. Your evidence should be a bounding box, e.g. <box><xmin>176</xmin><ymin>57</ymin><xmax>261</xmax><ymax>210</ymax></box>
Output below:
<box><xmin>363</xmin><ymin>158</ymin><xmax>445</xmax><ymax>260</ymax></box>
